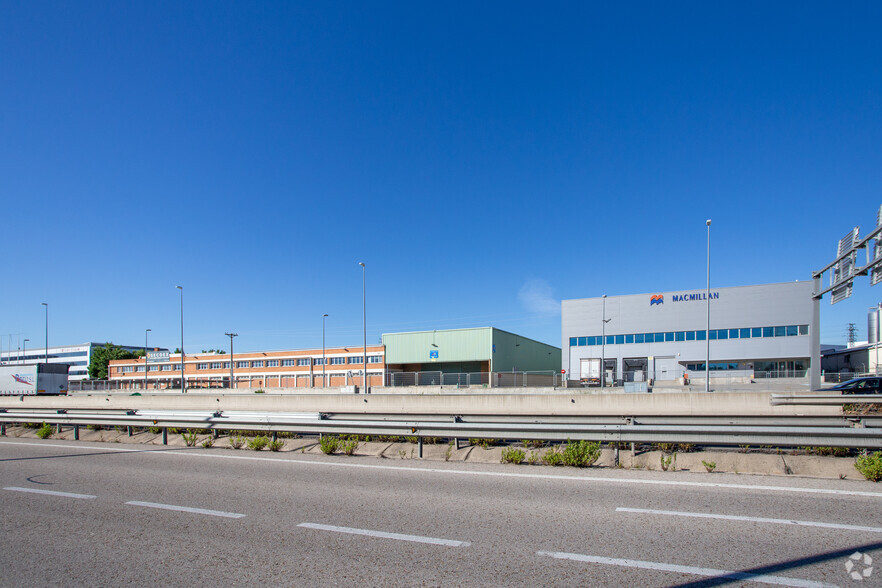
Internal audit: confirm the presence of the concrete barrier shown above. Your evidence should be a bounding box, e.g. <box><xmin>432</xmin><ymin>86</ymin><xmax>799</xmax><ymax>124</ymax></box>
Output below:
<box><xmin>0</xmin><ymin>390</ymin><xmax>840</xmax><ymax>417</ymax></box>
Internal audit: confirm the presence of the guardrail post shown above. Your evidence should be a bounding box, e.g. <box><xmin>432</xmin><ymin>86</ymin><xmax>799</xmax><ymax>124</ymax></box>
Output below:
<box><xmin>1</xmin><ymin>423</ymin><xmax>5</xmax><ymax>436</ymax></box>
<box><xmin>127</xmin><ymin>426</ymin><xmax>133</xmax><ymax>437</ymax></box>
<box><xmin>74</xmin><ymin>425</ymin><xmax>79</xmax><ymax>440</ymax></box>
<box><xmin>162</xmin><ymin>428</ymin><xmax>168</xmax><ymax>445</ymax></box>
<box><xmin>213</xmin><ymin>429</ymin><xmax>219</xmax><ymax>439</ymax></box>
<box><xmin>271</xmin><ymin>431</ymin><xmax>278</xmax><ymax>442</ymax></box>
<box><xmin>56</xmin><ymin>423</ymin><xmax>62</xmax><ymax>435</ymax></box>
<box><xmin>614</xmin><ymin>445</ymin><xmax>620</xmax><ymax>467</ymax></box>
<box><xmin>418</xmin><ymin>437</ymin><xmax>423</xmax><ymax>458</ymax></box>
<box><xmin>455</xmin><ymin>438</ymin><xmax>461</xmax><ymax>450</ymax></box>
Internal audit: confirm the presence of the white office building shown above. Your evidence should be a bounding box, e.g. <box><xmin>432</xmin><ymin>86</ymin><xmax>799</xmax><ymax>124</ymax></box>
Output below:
<box><xmin>562</xmin><ymin>281</ymin><xmax>816</xmax><ymax>383</ymax></box>
<box><xmin>0</xmin><ymin>342</ymin><xmax>156</xmax><ymax>381</ymax></box>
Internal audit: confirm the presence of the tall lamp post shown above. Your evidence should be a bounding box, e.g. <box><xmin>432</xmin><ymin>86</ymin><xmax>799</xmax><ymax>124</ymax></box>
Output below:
<box><xmin>41</xmin><ymin>303</ymin><xmax>48</xmax><ymax>365</ymax></box>
<box><xmin>176</xmin><ymin>286</ymin><xmax>185</xmax><ymax>393</ymax></box>
<box><xmin>22</xmin><ymin>339</ymin><xmax>29</xmax><ymax>366</ymax></box>
<box><xmin>322</xmin><ymin>314</ymin><xmax>328</xmax><ymax>388</ymax></box>
<box><xmin>358</xmin><ymin>262</ymin><xmax>367</xmax><ymax>392</ymax></box>
<box><xmin>600</xmin><ymin>295</ymin><xmax>611</xmax><ymax>387</ymax></box>
<box><xmin>144</xmin><ymin>328</ymin><xmax>151</xmax><ymax>390</ymax></box>
<box><xmin>225</xmin><ymin>332</ymin><xmax>237</xmax><ymax>389</ymax></box>
<box><xmin>705</xmin><ymin>219</ymin><xmax>712</xmax><ymax>393</ymax></box>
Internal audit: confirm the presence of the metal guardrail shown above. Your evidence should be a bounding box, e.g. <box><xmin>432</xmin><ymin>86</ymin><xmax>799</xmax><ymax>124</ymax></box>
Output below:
<box><xmin>1</xmin><ymin>408</ymin><xmax>880</xmax><ymax>448</ymax></box>
<box><xmin>770</xmin><ymin>394</ymin><xmax>882</xmax><ymax>405</ymax></box>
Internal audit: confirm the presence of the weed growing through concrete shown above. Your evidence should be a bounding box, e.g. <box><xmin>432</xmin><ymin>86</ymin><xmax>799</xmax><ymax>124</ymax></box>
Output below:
<box><xmin>855</xmin><ymin>451</ymin><xmax>882</xmax><ymax>482</ymax></box>
<box><xmin>229</xmin><ymin>435</ymin><xmax>246</xmax><ymax>449</ymax></box>
<box><xmin>181</xmin><ymin>430</ymin><xmax>199</xmax><ymax>447</ymax></box>
<box><xmin>200</xmin><ymin>437</ymin><xmax>215</xmax><ymax>448</ymax></box>
<box><xmin>660</xmin><ymin>453</ymin><xmax>677</xmax><ymax>472</ymax></box>
<box><xmin>268</xmin><ymin>439</ymin><xmax>284</xmax><ymax>452</ymax></box>
<box><xmin>248</xmin><ymin>435</ymin><xmax>269</xmax><ymax>451</ymax></box>
<box><xmin>702</xmin><ymin>460</ymin><xmax>717</xmax><ymax>473</ymax></box>
<box><xmin>340</xmin><ymin>439</ymin><xmax>358</xmax><ymax>455</ymax></box>
<box><xmin>501</xmin><ymin>447</ymin><xmax>526</xmax><ymax>464</ymax></box>
<box><xmin>36</xmin><ymin>422</ymin><xmax>53</xmax><ymax>439</ymax></box>
<box><xmin>398</xmin><ymin>449</ymin><xmax>407</xmax><ymax>459</ymax></box>
<box><xmin>561</xmin><ymin>440</ymin><xmax>602</xmax><ymax>467</ymax></box>
<box><xmin>319</xmin><ymin>436</ymin><xmax>339</xmax><ymax>454</ymax></box>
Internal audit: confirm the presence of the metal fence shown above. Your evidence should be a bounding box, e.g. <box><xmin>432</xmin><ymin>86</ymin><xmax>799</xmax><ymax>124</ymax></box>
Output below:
<box><xmin>384</xmin><ymin>371</ymin><xmax>563</xmax><ymax>388</ymax></box>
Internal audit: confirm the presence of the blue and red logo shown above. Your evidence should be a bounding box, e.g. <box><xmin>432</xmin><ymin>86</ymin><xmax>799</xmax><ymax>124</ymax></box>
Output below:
<box><xmin>650</xmin><ymin>294</ymin><xmax>664</xmax><ymax>306</ymax></box>
<box><xmin>12</xmin><ymin>374</ymin><xmax>34</xmax><ymax>385</ymax></box>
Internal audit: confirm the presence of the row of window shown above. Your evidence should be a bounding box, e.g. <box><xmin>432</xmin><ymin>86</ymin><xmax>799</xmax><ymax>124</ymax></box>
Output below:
<box><xmin>119</xmin><ymin>356</ymin><xmax>383</xmax><ymax>373</ymax></box>
<box><xmin>196</xmin><ymin>356</ymin><xmax>383</xmax><ymax>370</ymax></box>
<box><xmin>570</xmin><ymin>325</ymin><xmax>809</xmax><ymax>347</ymax></box>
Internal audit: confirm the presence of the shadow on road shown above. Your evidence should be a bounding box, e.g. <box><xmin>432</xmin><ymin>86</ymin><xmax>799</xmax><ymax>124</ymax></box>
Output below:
<box><xmin>670</xmin><ymin>540</ymin><xmax>882</xmax><ymax>587</ymax></box>
<box><xmin>0</xmin><ymin>446</ymin><xmax>194</xmax><ymax>463</ymax></box>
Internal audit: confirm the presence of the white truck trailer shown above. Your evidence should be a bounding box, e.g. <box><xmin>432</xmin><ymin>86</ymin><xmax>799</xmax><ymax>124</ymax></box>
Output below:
<box><xmin>0</xmin><ymin>364</ymin><xmax>69</xmax><ymax>395</ymax></box>
<box><xmin>579</xmin><ymin>357</ymin><xmax>601</xmax><ymax>386</ymax></box>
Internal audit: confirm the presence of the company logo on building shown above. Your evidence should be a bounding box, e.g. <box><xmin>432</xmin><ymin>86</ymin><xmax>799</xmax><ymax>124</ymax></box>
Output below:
<box><xmin>12</xmin><ymin>374</ymin><xmax>34</xmax><ymax>385</ymax></box>
<box><xmin>650</xmin><ymin>295</ymin><xmax>664</xmax><ymax>306</ymax></box>
<box><xmin>671</xmin><ymin>292</ymin><xmax>719</xmax><ymax>302</ymax></box>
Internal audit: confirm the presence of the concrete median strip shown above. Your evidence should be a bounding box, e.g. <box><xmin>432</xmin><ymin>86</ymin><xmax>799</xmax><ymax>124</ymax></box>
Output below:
<box><xmin>616</xmin><ymin>506</ymin><xmax>882</xmax><ymax>534</ymax></box>
<box><xmin>4</xmin><ymin>440</ymin><xmax>882</xmax><ymax>499</ymax></box>
<box><xmin>298</xmin><ymin>522</ymin><xmax>471</xmax><ymax>547</ymax></box>
<box><xmin>4</xmin><ymin>486</ymin><xmax>96</xmax><ymax>500</ymax></box>
<box><xmin>125</xmin><ymin>501</ymin><xmax>246</xmax><ymax>519</ymax></box>
<box><xmin>536</xmin><ymin>551</ymin><xmax>836</xmax><ymax>588</ymax></box>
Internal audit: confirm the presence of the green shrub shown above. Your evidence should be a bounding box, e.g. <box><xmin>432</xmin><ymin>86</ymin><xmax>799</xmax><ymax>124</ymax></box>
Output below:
<box><xmin>855</xmin><ymin>452</ymin><xmax>882</xmax><ymax>482</ymax></box>
<box><xmin>521</xmin><ymin>439</ymin><xmax>546</xmax><ymax>449</ymax></box>
<box><xmin>660</xmin><ymin>453</ymin><xmax>676</xmax><ymax>472</ymax></box>
<box><xmin>501</xmin><ymin>447</ymin><xmax>526</xmax><ymax>464</ymax></box>
<box><xmin>702</xmin><ymin>460</ymin><xmax>717</xmax><ymax>473</ymax></box>
<box><xmin>36</xmin><ymin>422</ymin><xmax>53</xmax><ymax>439</ymax></box>
<box><xmin>341</xmin><ymin>439</ymin><xmax>359</xmax><ymax>455</ymax></box>
<box><xmin>319</xmin><ymin>435</ymin><xmax>339</xmax><ymax>454</ymax></box>
<box><xmin>148</xmin><ymin>426</ymin><xmax>161</xmax><ymax>434</ymax></box>
<box><xmin>562</xmin><ymin>440</ymin><xmax>602</xmax><ymax>468</ymax></box>
<box><xmin>248</xmin><ymin>435</ymin><xmax>269</xmax><ymax>451</ymax></box>
<box><xmin>527</xmin><ymin>451</ymin><xmax>540</xmax><ymax>465</ymax></box>
<box><xmin>229</xmin><ymin>434</ymin><xmax>246</xmax><ymax>449</ymax></box>
<box><xmin>268</xmin><ymin>439</ymin><xmax>284</xmax><ymax>452</ymax></box>
<box><xmin>201</xmin><ymin>437</ymin><xmax>215</xmax><ymax>448</ymax></box>
<box><xmin>181</xmin><ymin>429</ymin><xmax>199</xmax><ymax>447</ymax></box>
<box><xmin>541</xmin><ymin>446</ymin><xmax>564</xmax><ymax>466</ymax></box>
<box><xmin>469</xmin><ymin>438</ymin><xmax>499</xmax><ymax>449</ymax></box>
<box><xmin>253</xmin><ymin>389</ymin><xmax>265</xmax><ymax>394</ymax></box>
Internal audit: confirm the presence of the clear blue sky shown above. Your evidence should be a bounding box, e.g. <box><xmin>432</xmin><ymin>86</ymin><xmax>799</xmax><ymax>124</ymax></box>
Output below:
<box><xmin>1</xmin><ymin>2</ymin><xmax>880</xmax><ymax>355</ymax></box>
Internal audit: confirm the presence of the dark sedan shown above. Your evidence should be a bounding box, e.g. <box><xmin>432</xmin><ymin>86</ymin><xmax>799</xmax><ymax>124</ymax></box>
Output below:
<box><xmin>822</xmin><ymin>377</ymin><xmax>882</xmax><ymax>394</ymax></box>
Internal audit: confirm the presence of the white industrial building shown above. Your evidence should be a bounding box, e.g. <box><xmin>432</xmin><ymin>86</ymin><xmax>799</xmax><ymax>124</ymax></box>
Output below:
<box><xmin>0</xmin><ymin>343</ymin><xmax>158</xmax><ymax>381</ymax></box>
<box><xmin>562</xmin><ymin>281</ymin><xmax>816</xmax><ymax>384</ymax></box>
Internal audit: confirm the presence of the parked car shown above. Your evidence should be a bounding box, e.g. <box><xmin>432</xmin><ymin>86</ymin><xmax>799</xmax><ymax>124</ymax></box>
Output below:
<box><xmin>821</xmin><ymin>377</ymin><xmax>882</xmax><ymax>394</ymax></box>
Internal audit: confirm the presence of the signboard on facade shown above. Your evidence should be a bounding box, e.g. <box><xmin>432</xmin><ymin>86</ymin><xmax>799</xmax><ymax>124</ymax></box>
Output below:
<box><xmin>147</xmin><ymin>351</ymin><xmax>170</xmax><ymax>363</ymax></box>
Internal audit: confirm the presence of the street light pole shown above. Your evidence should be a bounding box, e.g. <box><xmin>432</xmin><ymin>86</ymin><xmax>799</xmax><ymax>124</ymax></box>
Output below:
<box><xmin>359</xmin><ymin>262</ymin><xmax>367</xmax><ymax>392</ymax></box>
<box><xmin>601</xmin><ymin>295</ymin><xmax>611</xmax><ymax>387</ymax></box>
<box><xmin>705</xmin><ymin>219</ymin><xmax>712</xmax><ymax>393</ymax></box>
<box><xmin>23</xmin><ymin>339</ymin><xmax>29</xmax><ymax>366</ymax></box>
<box><xmin>144</xmin><ymin>328</ymin><xmax>151</xmax><ymax>390</ymax></box>
<box><xmin>322</xmin><ymin>314</ymin><xmax>328</xmax><ymax>388</ymax></box>
<box><xmin>41</xmin><ymin>303</ymin><xmax>48</xmax><ymax>365</ymax></box>
<box><xmin>176</xmin><ymin>286</ymin><xmax>185</xmax><ymax>393</ymax></box>
<box><xmin>225</xmin><ymin>332</ymin><xmax>237</xmax><ymax>389</ymax></box>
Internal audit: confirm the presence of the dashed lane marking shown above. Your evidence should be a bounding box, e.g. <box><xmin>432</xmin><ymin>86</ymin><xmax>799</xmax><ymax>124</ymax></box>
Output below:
<box><xmin>298</xmin><ymin>522</ymin><xmax>471</xmax><ymax>547</ymax></box>
<box><xmin>537</xmin><ymin>551</ymin><xmax>837</xmax><ymax>588</ymax></box>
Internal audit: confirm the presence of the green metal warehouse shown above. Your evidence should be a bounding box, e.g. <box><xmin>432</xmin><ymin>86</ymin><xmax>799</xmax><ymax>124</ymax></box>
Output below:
<box><xmin>382</xmin><ymin>327</ymin><xmax>560</xmax><ymax>386</ymax></box>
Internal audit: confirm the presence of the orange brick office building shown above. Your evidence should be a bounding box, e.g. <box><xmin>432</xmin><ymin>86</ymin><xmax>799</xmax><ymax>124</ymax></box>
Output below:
<box><xmin>108</xmin><ymin>345</ymin><xmax>385</xmax><ymax>390</ymax></box>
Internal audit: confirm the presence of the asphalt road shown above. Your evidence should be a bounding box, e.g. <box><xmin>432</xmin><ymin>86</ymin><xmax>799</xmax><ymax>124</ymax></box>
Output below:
<box><xmin>1</xmin><ymin>439</ymin><xmax>881</xmax><ymax>587</ymax></box>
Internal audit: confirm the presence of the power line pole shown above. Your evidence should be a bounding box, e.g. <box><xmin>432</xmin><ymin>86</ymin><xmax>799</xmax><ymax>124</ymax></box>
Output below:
<box><xmin>846</xmin><ymin>323</ymin><xmax>858</xmax><ymax>346</ymax></box>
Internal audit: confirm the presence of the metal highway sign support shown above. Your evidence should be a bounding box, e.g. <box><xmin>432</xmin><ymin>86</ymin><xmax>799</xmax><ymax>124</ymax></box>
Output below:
<box><xmin>811</xmin><ymin>204</ymin><xmax>882</xmax><ymax>390</ymax></box>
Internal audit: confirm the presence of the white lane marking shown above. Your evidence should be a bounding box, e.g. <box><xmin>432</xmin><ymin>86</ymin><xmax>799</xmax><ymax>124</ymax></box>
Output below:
<box><xmin>126</xmin><ymin>501</ymin><xmax>245</xmax><ymax>519</ymax></box>
<box><xmin>617</xmin><ymin>507</ymin><xmax>882</xmax><ymax>534</ymax></box>
<box><xmin>537</xmin><ymin>551</ymin><xmax>837</xmax><ymax>588</ymax></box>
<box><xmin>4</xmin><ymin>486</ymin><xmax>96</xmax><ymax>500</ymax></box>
<box><xmin>2</xmin><ymin>440</ymin><xmax>881</xmax><ymax>499</ymax></box>
<box><xmin>298</xmin><ymin>522</ymin><xmax>470</xmax><ymax>547</ymax></box>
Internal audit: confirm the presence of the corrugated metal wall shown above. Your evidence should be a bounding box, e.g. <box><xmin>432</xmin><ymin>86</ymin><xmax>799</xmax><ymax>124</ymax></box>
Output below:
<box><xmin>383</xmin><ymin>328</ymin><xmax>493</xmax><ymax>365</ymax></box>
<box><xmin>491</xmin><ymin>328</ymin><xmax>562</xmax><ymax>372</ymax></box>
